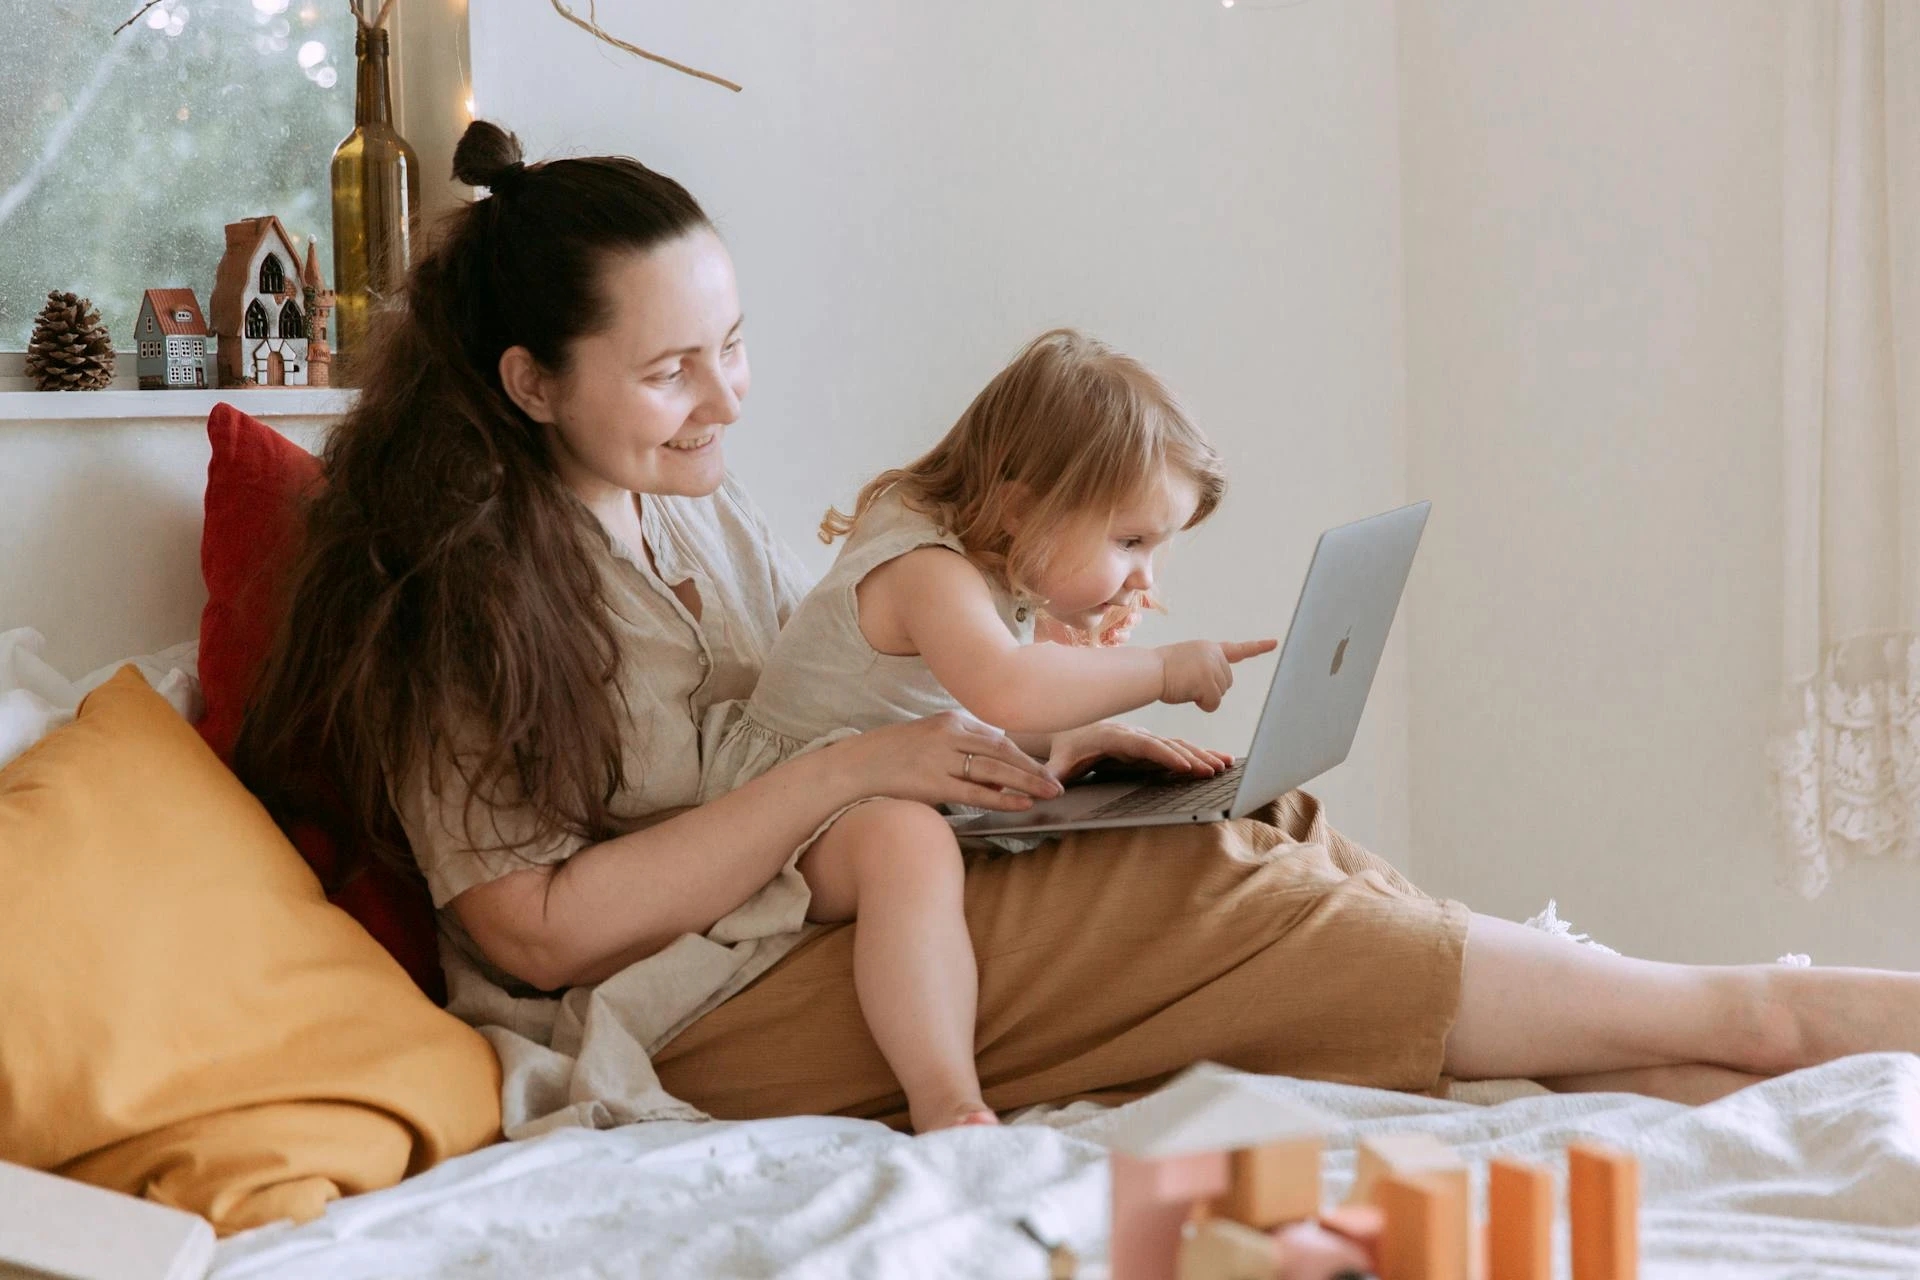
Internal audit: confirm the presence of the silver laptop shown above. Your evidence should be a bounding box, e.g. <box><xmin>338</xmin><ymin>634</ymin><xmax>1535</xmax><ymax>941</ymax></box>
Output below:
<box><xmin>948</xmin><ymin>500</ymin><xmax>1430</xmax><ymax>837</ymax></box>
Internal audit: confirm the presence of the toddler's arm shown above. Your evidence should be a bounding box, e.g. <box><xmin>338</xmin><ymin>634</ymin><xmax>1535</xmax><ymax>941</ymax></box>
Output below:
<box><xmin>860</xmin><ymin>548</ymin><xmax>1272</xmax><ymax>734</ymax></box>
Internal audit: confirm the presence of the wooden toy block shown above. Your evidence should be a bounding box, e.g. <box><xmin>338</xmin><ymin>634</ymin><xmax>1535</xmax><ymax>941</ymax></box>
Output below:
<box><xmin>1113</xmin><ymin>1151</ymin><xmax>1233</xmax><ymax>1280</ymax></box>
<box><xmin>1348</xmin><ymin>1132</ymin><xmax>1466</xmax><ymax>1208</ymax></box>
<box><xmin>1375</xmin><ymin>1173</ymin><xmax>1465</xmax><ymax>1280</ymax></box>
<box><xmin>1178</xmin><ymin>1216</ymin><xmax>1280</xmax><ymax>1280</ymax></box>
<box><xmin>1317</xmin><ymin>1202</ymin><xmax>1384</xmax><ymax>1266</ymax></box>
<box><xmin>1568</xmin><ymin>1143</ymin><xmax>1638</xmax><ymax>1280</ymax></box>
<box><xmin>1107</xmin><ymin>1070</ymin><xmax>1333</xmax><ymax>1280</ymax></box>
<box><xmin>1487</xmin><ymin>1158</ymin><xmax>1553</xmax><ymax>1280</ymax></box>
<box><xmin>1351</xmin><ymin>1134</ymin><xmax>1467</xmax><ymax>1278</ymax></box>
<box><xmin>1215</xmin><ymin>1136</ymin><xmax>1324</xmax><ymax>1230</ymax></box>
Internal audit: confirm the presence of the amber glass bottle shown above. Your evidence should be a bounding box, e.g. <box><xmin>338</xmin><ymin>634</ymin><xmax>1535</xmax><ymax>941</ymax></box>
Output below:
<box><xmin>329</xmin><ymin>25</ymin><xmax>419</xmax><ymax>366</ymax></box>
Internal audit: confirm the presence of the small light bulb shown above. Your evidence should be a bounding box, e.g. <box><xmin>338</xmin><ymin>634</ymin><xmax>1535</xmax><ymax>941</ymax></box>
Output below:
<box><xmin>1223</xmin><ymin>1</ymin><xmax>1235</xmax><ymax>7</ymax></box>
<box><xmin>464</xmin><ymin>94</ymin><xmax>476</xmax><ymax>116</ymax></box>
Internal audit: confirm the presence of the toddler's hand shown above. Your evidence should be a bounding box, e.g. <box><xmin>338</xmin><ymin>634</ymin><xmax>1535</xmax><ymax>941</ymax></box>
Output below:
<box><xmin>1153</xmin><ymin>638</ymin><xmax>1277</xmax><ymax>711</ymax></box>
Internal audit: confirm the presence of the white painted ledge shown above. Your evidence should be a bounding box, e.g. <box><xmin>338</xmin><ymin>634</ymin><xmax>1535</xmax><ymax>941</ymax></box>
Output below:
<box><xmin>0</xmin><ymin>388</ymin><xmax>353</xmax><ymax>422</ymax></box>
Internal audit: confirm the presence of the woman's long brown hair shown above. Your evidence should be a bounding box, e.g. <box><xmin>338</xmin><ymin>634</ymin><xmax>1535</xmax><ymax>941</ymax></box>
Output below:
<box><xmin>233</xmin><ymin>120</ymin><xmax>711</xmax><ymax>878</ymax></box>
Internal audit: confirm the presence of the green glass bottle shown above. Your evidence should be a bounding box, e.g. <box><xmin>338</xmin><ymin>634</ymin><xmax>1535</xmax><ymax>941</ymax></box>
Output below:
<box><xmin>329</xmin><ymin>25</ymin><xmax>419</xmax><ymax>367</ymax></box>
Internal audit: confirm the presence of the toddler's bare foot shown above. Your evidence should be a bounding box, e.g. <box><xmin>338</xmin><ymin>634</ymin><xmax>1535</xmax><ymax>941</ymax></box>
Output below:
<box><xmin>913</xmin><ymin>1098</ymin><xmax>999</xmax><ymax>1133</ymax></box>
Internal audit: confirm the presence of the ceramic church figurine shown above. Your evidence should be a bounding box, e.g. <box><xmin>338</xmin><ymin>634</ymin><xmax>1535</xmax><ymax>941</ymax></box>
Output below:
<box><xmin>209</xmin><ymin>216</ymin><xmax>312</xmax><ymax>388</ymax></box>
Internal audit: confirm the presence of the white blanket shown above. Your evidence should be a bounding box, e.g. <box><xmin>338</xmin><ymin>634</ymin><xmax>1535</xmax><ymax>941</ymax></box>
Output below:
<box><xmin>0</xmin><ymin>628</ymin><xmax>200</xmax><ymax>769</ymax></box>
<box><xmin>209</xmin><ymin>1054</ymin><xmax>1920</xmax><ymax>1279</ymax></box>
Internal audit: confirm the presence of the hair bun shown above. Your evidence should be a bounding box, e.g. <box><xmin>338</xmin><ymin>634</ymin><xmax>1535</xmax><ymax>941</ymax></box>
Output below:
<box><xmin>452</xmin><ymin>119</ymin><xmax>526</xmax><ymax>189</ymax></box>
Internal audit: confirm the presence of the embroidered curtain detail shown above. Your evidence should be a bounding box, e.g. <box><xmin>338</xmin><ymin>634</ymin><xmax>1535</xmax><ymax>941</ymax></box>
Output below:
<box><xmin>1772</xmin><ymin>0</ymin><xmax>1920</xmax><ymax>895</ymax></box>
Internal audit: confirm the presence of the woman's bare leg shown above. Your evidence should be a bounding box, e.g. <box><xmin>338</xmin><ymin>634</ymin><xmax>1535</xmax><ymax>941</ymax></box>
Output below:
<box><xmin>798</xmin><ymin>800</ymin><xmax>996</xmax><ymax>1134</ymax></box>
<box><xmin>1536</xmin><ymin>1064</ymin><xmax>1770</xmax><ymax>1105</ymax></box>
<box><xmin>1445</xmin><ymin>913</ymin><xmax>1920</xmax><ymax>1091</ymax></box>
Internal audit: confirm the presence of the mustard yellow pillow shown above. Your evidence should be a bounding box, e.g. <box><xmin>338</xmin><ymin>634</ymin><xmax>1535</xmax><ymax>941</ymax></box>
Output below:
<box><xmin>0</xmin><ymin>667</ymin><xmax>500</xmax><ymax>1234</ymax></box>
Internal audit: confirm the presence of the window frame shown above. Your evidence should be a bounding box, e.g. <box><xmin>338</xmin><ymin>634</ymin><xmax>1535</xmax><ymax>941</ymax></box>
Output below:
<box><xmin>0</xmin><ymin>0</ymin><xmax>471</xmax><ymax>408</ymax></box>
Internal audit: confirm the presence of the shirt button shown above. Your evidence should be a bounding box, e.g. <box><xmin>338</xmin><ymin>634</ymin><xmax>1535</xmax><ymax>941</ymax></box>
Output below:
<box><xmin>698</xmin><ymin>653</ymin><xmax>711</xmax><ymax>668</ymax></box>
<box><xmin>1015</xmin><ymin>606</ymin><xmax>1030</xmax><ymax>622</ymax></box>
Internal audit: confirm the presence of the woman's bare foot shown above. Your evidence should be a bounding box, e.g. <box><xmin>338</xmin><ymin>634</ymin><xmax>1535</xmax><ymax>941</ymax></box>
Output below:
<box><xmin>914</xmin><ymin>1097</ymin><xmax>1000</xmax><ymax>1133</ymax></box>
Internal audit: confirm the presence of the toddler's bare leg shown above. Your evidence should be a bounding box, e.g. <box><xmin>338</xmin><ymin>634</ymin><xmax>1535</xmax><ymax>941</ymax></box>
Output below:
<box><xmin>799</xmin><ymin>799</ymin><xmax>997</xmax><ymax>1133</ymax></box>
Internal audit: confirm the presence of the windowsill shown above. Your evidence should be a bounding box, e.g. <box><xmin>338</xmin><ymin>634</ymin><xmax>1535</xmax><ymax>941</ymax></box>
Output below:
<box><xmin>0</xmin><ymin>387</ymin><xmax>353</xmax><ymax>422</ymax></box>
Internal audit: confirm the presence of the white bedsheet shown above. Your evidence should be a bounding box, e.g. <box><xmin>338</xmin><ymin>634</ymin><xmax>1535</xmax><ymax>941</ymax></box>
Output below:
<box><xmin>210</xmin><ymin>1054</ymin><xmax>1920</xmax><ymax>1279</ymax></box>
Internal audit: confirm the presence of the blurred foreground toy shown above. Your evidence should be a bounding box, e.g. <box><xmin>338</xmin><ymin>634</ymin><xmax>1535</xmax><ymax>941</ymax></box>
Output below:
<box><xmin>1103</xmin><ymin>1069</ymin><xmax>1640</xmax><ymax>1280</ymax></box>
<box><xmin>1106</xmin><ymin>1070</ymin><xmax>1332</xmax><ymax>1280</ymax></box>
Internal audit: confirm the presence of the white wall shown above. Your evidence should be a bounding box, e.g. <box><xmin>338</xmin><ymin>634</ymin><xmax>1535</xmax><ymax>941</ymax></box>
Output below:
<box><xmin>472</xmin><ymin>0</ymin><xmax>1415</xmax><ymax>856</ymax></box>
<box><xmin>1400</xmin><ymin>0</ymin><xmax>1920</xmax><ymax>967</ymax></box>
<box><xmin>0</xmin><ymin>415</ymin><xmax>331</xmax><ymax>675</ymax></box>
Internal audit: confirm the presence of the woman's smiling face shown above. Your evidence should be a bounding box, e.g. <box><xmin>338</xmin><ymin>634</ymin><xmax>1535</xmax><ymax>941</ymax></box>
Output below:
<box><xmin>514</xmin><ymin>229</ymin><xmax>749</xmax><ymax>504</ymax></box>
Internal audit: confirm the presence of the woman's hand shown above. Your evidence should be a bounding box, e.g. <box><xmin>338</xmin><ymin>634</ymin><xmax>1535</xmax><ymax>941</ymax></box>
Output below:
<box><xmin>830</xmin><ymin>711</ymin><xmax>1064</xmax><ymax>812</ymax></box>
<box><xmin>1045</xmin><ymin>721</ymin><xmax>1234</xmax><ymax>784</ymax></box>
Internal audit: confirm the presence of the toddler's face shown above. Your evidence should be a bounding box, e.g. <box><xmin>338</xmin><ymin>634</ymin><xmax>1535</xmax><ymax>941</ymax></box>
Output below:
<box><xmin>1030</xmin><ymin>472</ymin><xmax>1199</xmax><ymax>635</ymax></box>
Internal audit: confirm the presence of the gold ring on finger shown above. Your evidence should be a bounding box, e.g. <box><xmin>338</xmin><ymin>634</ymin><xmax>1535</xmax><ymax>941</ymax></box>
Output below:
<box><xmin>962</xmin><ymin>752</ymin><xmax>974</xmax><ymax>781</ymax></box>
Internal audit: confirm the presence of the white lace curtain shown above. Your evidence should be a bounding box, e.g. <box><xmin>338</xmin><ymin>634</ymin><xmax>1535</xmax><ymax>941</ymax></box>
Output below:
<box><xmin>1773</xmin><ymin>0</ymin><xmax>1920</xmax><ymax>896</ymax></box>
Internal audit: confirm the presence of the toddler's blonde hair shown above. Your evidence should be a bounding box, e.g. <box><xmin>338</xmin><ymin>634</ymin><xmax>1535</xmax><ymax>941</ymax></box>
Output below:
<box><xmin>820</xmin><ymin>328</ymin><xmax>1225</xmax><ymax>599</ymax></box>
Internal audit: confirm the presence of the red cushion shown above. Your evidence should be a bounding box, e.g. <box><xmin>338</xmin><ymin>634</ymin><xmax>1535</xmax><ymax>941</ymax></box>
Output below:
<box><xmin>199</xmin><ymin>402</ymin><xmax>444</xmax><ymax>1003</ymax></box>
<box><xmin>197</xmin><ymin>402</ymin><xmax>321</xmax><ymax>761</ymax></box>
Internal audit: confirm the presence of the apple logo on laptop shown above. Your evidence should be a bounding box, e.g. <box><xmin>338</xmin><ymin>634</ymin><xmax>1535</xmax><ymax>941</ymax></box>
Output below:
<box><xmin>1330</xmin><ymin>628</ymin><xmax>1350</xmax><ymax>676</ymax></box>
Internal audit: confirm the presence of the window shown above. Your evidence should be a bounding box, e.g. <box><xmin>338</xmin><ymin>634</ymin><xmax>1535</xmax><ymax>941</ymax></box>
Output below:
<box><xmin>0</xmin><ymin>0</ymin><xmax>355</xmax><ymax>350</ymax></box>
<box><xmin>259</xmin><ymin>252</ymin><xmax>286</xmax><ymax>297</ymax></box>
<box><xmin>244</xmin><ymin>298</ymin><xmax>267</xmax><ymax>339</ymax></box>
<box><xmin>277</xmin><ymin>298</ymin><xmax>303</xmax><ymax>338</ymax></box>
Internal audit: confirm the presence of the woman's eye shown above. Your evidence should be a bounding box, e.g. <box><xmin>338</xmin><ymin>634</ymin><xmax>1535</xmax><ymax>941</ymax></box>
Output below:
<box><xmin>647</xmin><ymin>369</ymin><xmax>684</xmax><ymax>385</ymax></box>
<box><xmin>723</xmin><ymin>337</ymin><xmax>744</xmax><ymax>355</ymax></box>
<box><xmin>1119</xmin><ymin>538</ymin><xmax>1143</xmax><ymax>550</ymax></box>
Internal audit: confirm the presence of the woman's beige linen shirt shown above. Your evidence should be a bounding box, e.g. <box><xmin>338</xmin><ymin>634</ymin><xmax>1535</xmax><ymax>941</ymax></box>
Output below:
<box><xmin>395</xmin><ymin>476</ymin><xmax>817</xmax><ymax>1138</ymax></box>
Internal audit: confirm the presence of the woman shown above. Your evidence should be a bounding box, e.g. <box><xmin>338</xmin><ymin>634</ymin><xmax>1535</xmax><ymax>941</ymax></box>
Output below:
<box><xmin>238</xmin><ymin>121</ymin><xmax>1919</xmax><ymax>1138</ymax></box>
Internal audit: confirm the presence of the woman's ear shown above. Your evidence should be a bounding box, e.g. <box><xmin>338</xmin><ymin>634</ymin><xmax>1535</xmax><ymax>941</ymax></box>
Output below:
<box><xmin>498</xmin><ymin>346</ymin><xmax>558</xmax><ymax>423</ymax></box>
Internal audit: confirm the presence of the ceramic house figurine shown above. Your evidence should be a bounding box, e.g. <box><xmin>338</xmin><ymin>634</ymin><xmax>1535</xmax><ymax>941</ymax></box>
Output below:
<box><xmin>210</xmin><ymin>215</ymin><xmax>310</xmax><ymax>388</ymax></box>
<box><xmin>301</xmin><ymin>236</ymin><xmax>336</xmax><ymax>388</ymax></box>
<box><xmin>132</xmin><ymin>289</ymin><xmax>210</xmax><ymax>390</ymax></box>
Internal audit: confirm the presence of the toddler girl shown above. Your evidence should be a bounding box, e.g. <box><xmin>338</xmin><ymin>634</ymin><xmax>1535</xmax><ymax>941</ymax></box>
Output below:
<box><xmin>700</xmin><ymin>329</ymin><xmax>1274</xmax><ymax>1131</ymax></box>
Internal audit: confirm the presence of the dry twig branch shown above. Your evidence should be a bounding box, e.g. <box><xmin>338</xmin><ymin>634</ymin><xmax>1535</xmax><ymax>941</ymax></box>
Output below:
<box><xmin>548</xmin><ymin>0</ymin><xmax>742</xmax><ymax>93</ymax></box>
<box><xmin>347</xmin><ymin>0</ymin><xmax>397</xmax><ymax>31</ymax></box>
<box><xmin>113</xmin><ymin>0</ymin><xmax>166</xmax><ymax>36</ymax></box>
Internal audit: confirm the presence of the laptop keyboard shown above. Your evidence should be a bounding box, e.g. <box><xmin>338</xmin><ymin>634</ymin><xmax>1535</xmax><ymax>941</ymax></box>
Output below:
<box><xmin>1082</xmin><ymin>761</ymin><xmax>1246</xmax><ymax>821</ymax></box>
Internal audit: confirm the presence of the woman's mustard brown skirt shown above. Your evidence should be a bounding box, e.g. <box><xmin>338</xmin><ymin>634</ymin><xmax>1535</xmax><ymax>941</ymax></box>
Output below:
<box><xmin>653</xmin><ymin>790</ymin><xmax>1469</xmax><ymax>1130</ymax></box>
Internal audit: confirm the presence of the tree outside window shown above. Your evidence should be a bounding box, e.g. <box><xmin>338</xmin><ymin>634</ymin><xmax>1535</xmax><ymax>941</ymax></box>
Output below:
<box><xmin>0</xmin><ymin>0</ymin><xmax>355</xmax><ymax>349</ymax></box>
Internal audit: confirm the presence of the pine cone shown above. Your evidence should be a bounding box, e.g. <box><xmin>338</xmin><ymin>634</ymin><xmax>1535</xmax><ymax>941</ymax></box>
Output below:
<box><xmin>25</xmin><ymin>290</ymin><xmax>116</xmax><ymax>391</ymax></box>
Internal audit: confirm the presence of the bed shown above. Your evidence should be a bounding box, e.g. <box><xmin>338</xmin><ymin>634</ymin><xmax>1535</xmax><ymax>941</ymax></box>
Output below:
<box><xmin>202</xmin><ymin>1057</ymin><xmax>1920</xmax><ymax>1278</ymax></box>
<box><xmin>4</xmin><ymin>418</ymin><xmax>1918</xmax><ymax>1279</ymax></box>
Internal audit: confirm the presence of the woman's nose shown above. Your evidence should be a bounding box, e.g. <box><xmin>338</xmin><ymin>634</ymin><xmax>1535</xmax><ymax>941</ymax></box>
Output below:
<box><xmin>1125</xmin><ymin>560</ymin><xmax>1155</xmax><ymax>592</ymax></box>
<box><xmin>696</xmin><ymin>360</ymin><xmax>742</xmax><ymax>425</ymax></box>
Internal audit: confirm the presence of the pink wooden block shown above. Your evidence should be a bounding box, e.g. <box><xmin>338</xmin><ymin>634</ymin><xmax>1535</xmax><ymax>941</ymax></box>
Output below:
<box><xmin>1112</xmin><ymin>1151</ymin><xmax>1232</xmax><ymax>1280</ymax></box>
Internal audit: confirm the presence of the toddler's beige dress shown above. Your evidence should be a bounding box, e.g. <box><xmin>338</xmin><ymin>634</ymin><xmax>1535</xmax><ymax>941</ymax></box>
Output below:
<box><xmin>697</xmin><ymin>488</ymin><xmax>1036</xmax><ymax>844</ymax></box>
